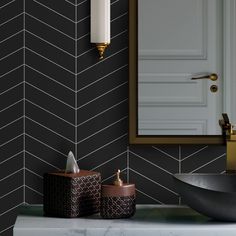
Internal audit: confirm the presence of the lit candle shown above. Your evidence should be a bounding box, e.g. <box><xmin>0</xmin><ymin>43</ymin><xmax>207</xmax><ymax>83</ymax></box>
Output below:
<box><xmin>91</xmin><ymin>0</ymin><xmax>110</xmax><ymax>59</ymax></box>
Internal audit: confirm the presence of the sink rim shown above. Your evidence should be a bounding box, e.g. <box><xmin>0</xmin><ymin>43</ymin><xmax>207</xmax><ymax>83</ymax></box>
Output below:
<box><xmin>173</xmin><ymin>173</ymin><xmax>236</xmax><ymax>194</ymax></box>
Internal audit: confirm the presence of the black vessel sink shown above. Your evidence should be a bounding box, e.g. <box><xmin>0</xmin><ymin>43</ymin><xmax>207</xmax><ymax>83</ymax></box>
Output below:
<box><xmin>173</xmin><ymin>174</ymin><xmax>236</xmax><ymax>221</ymax></box>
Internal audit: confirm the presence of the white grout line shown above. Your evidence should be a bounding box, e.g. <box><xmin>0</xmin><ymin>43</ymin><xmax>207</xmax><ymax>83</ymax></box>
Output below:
<box><xmin>75</xmin><ymin>45</ymin><xmax>95</xmax><ymax>58</ymax></box>
<box><xmin>129</xmin><ymin>150</ymin><xmax>174</xmax><ymax>175</ymax></box>
<box><xmin>77</xmin><ymin>81</ymin><xmax>128</xmax><ymax>109</ymax></box>
<box><xmin>0</xmin><ymin>30</ymin><xmax>23</xmax><ymax>44</ymax></box>
<box><xmin>77</xmin><ymin>116</ymin><xmax>127</xmax><ymax>144</ymax></box>
<box><xmin>190</xmin><ymin>153</ymin><xmax>226</xmax><ymax>173</ymax></box>
<box><xmin>25</xmin><ymin>116</ymin><xmax>75</xmax><ymax>143</ymax></box>
<box><xmin>25</xmin><ymin>185</ymin><xmax>43</xmax><ymax>196</ymax></box>
<box><xmin>25</xmin><ymin>99</ymin><xmax>75</xmax><ymax>127</ymax></box>
<box><xmin>0</xmin><ymin>225</ymin><xmax>14</xmax><ymax>234</ymax></box>
<box><xmin>127</xmin><ymin>146</ymin><xmax>129</xmax><ymax>183</ymax></box>
<box><xmin>181</xmin><ymin>145</ymin><xmax>209</xmax><ymax>162</ymax></box>
<box><xmin>77</xmin><ymin>64</ymin><xmax>128</xmax><ymax>92</ymax></box>
<box><xmin>0</xmin><ymin>82</ymin><xmax>23</xmax><ymax>96</ymax></box>
<box><xmin>0</xmin><ymin>203</ymin><xmax>23</xmax><ymax>217</ymax></box>
<box><xmin>130</xmin><ymin>168</ymin><xmax>178</xmax><ymax>196</ymax></box>
<box><xmin>77</xmin><ymin>47</ymin><xmax>128</xmax><ymax>75</ymax></box>
<box><xmin>32</xmin><ymin>0</ymin><xmax>75</xmax><ymax>23</ymax></box>
<box><xmin>0</xmin><ymin>12</ymin><xmax>23</xmax><ymax>27</ymax></box>
<box><xmin>136</xmin><ymin>189</ymin><xmax>164</xmax><ymax>204</ymax></box>
<box><xmin>111</xmin><ymin>12</ymin><xmax>127</xmax><ymax>22</ymax></box>
<box><xmin>0</xmin><ymin>65</ymin><xmax>22</xmax><ymax>79</ymax></box>
<box><xmin>25</xmin><ymin>134</ymin><xmax>68</xmax><ymax>158</ymax></box>
<box><xmin>75</xmin><ymin>0</ymin><xmax>78</xmax><ymax>160</ymax></box>
<box><xmin>76</xmin><ymin>98</ymin><xmax>127</xmax><ymax>127</ymax></box>
<box><xmin>25</xmin><ymin>81</ymin><xmax>75</xmax><ymax>109</ymax></box>
<box><xmin>0</xmin><ymin>99</ymin><xmax>23</xmax><ymax>114</ymax></box>
<box><xmin>76</xmin><ymin>0</ymin><xmax>88</xmax><ymax>6</ymax></box>
<box><xmin>0</xmin><ymin>47</ymin><xmax>23</xmax><ymax>62</ymax></box>
<box><xmin>64</xmin><ymin>0</ymin><xmax>76</xmax><ymax>6</ymax></box>
<box><xmin>23</xmin><ymin>0</ymin><xmax>26</xmax><ymax>204</ymax></box>
<box><xmin>0</xmin><ymin>134</ymin><xmax>23</xmax><ymax>148</ymax></box>
<box><xmin>111</xmin><ymin>29</ymin><xmax>127</xmax><ymax>40</ymax></box>
<box><xmin>90</xmin><ymin>151</ymin><xmax>127</xmax><ymax>171</ymax></box>
<box><xmin>25</xmin><ymin>30</ymin><xmax>75</xmax><ymax>57</ymax></box>
<box><xmin>25</xmin><ymin>65</ymin><xmax>74</xmax><ymax>92</ymax></box>
<box><xmin>0</xmin><ymin>116</ymin><xmax>23</xmax><ymax>131</ymax></box>
<box><xmin>77</xmin><ymin>32</ymin><xmax>90</xmax><ymax>41</ymax></box>
<box><xmin>0</xmin><ymin>186</ymin><xmax>23</xmax><ymax>200</ymax></box>
<box><xmin>25</xmin><ymin>13</ymin><xmax>75</xmax><ymax>40</ymax></box>
<box><xmin>25</xmin><ymin>150</ymin><xmax>61</xmax><ymax>170</ymax></box>
<box><xmin>111</xmin><ymin>0</ymin><xmax>120</xmax><ymax>5</ymax></box>
<box><xmin>78</xmin><ymin>133</ymin><xmax>127</xmax><ymax>161</ymax></box>
<box><xmin>0</xmin><ymin>0</ymin><xmax>16</xmax><ymax>9</ymax></box>
<box><xmin>25</xmin><ymin>47</ymin><xmax>75</xmax><ymax>75</ymax></box>
<box><xmin>77</xmin><ymin>15</ymin><xmax>90</xmax><ymax>24</ymax></box>
<box><xmin>25</xmin><ymin>168</ymin><xmax>43</xmax><ymax>179</ymax></box>
<box><xmin>0</xmin><ymin>151</ymin><xmax>23</xmax><ymax>166</ymax></box>
<box><xmin>179</xmin><ymin>145</ymin><xmax>181</xmax><ymax>174</ymax></box>
<box><xmin>152</xmin><ymin>146</ymin><xmax>179</xmax><ymax>161</ymax></box>
<box><xmin>0</xmin><ymin>168</ymin><xmax>23</xmax><ymax>183</ymax></box>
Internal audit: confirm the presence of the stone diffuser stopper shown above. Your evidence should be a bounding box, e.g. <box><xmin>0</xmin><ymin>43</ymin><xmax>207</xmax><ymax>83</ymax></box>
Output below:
<box><xmin>100</xmin><ymin>169</ymin><xmax>136</xmax><ymax>219</ymax></box>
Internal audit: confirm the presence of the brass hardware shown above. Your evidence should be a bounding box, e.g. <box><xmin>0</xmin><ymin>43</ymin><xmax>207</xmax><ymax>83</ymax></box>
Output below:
<box><xmin>191</xmin><ymin>73</ymin><xmax>218</xmax><ymax>81</ymax></box>
<box><xmin>95</xmin><ymin>43</ymin><xmax>109</xmax><ymax>60</ymax></box>
<box><xmin>113</xmin><ymin>169</ymin><xmax>123</xmax><ymax>186</ymax></box>
<box><xmin>210</xmin><ymin>85</ymin><xmax>218</xmax><ymax>93</ymax></box>
<box><xmin>219</xmin><ymin>113</ymin><xmax>236</xmax><ymax>173</ymax></box>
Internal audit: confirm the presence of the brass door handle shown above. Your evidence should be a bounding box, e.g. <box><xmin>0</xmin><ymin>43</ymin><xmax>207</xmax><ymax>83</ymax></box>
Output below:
<box><xmin>191</xmin><ymin>73</ymin><xmax>218</xmax><ymax>81</ymax></box>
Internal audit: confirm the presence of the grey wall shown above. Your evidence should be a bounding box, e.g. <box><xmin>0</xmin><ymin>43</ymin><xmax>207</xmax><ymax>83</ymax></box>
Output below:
<box><xmin>0</xmin><ymin>0</ymin><xmax>226</xmax><ymax>235</ymax></box>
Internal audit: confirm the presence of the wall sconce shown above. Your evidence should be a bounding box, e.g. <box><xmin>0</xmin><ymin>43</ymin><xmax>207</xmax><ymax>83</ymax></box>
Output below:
<box><xmin>91</xmin><ymin>0</ymin><xmax>110</xmax><ymax>59</ymax></box>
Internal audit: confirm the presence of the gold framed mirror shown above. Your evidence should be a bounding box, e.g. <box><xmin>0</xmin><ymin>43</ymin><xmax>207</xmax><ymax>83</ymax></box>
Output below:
<box><xmin>128</xmin><ymin>0</ymin><xmax>228</xmax><ymax>144</ymax></box>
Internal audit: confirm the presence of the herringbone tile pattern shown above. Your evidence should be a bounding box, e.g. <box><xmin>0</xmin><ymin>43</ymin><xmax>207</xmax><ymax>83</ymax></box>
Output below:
<box><xmin>0</xmin><ymin>1</ymin><xmax>227</xmax><ymax>235</ymax></box>
<box><xmin>0</xmin><ymin>1</ymin><xmax>24</xmax><ymax>235</ymax></box>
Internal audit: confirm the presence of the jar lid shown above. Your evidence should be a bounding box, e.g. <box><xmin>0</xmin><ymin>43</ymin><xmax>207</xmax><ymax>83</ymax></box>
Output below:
<box><xmin>102</xmin><ymin>184</ymin><xmax>135</xmax><ymax>197</ymax></box>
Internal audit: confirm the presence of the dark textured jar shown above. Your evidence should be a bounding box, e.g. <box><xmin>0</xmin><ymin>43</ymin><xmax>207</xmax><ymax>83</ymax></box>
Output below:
<box><xmin>100</xmin><ymin>170</ymin><xmax>136</xmax><ymax>219</ymax></box>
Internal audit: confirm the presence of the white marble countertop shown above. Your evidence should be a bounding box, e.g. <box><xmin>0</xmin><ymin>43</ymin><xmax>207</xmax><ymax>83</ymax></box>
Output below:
<box><xmin>14</xmin><ymin>205</ymin><xmax>236</xmax><ymax>236</ymax></box>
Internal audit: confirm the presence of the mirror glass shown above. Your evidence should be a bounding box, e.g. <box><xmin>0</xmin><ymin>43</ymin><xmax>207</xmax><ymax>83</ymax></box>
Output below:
<box><xmin>138</xmin><ymin>0</ymin><xmax>223</xmax><ymax>136</ymax></box>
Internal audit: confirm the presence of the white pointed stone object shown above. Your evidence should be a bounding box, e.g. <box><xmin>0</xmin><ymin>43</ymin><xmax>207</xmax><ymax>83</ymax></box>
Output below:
<box><xmin>65</xmin><ymin>151</ymin><xmax>80</xmax><ymax>174</ymax></box>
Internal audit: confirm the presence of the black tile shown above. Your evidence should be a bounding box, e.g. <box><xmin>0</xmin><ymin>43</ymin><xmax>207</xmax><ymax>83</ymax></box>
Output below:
<box><xmin>77</xmin><ymin>81</ymin><xmax>128</xmax><ymax>124</ymax></box>
<box><xmin>0</xmin><ymin>118</ymin><xmax>23</xmax><ymax>146</ymax></box>
<box><xmin>26</xmin><ymin>0</ymin><xmax>75</xmax><ymax>38</ymax></box>
<box><xmin>0</xmin><ymin>152</ymin><xmax>23</xmax><ymax>180</ymax></box>
<box><xmin>0</xmin><ymin>14</ymin><xmax>23</xmax><ymax>43</ymax></box>
<box><xmin>25</xmin><ymin>117</ymin><xmax>75</xmax><ymax>153</ymax></box>
<box><xmin>25</xmin><ymin>48</ymin><xmax>74</xmax><ymax>89</ymax></box>
<box><xmin>0</xmin><ymin>32</ymin><xmax>23</xmax><ymax>60</ymax></box>
<box><xmin>25</xmin><ymin>66</ymin><xmax>75</xmax><ymax>107</ymax></box>
<box><xmin>25</xmin><ymin>31</ymin><xmax>75</xmax><ymax>73</ymax></box>
<box><xmin>25</xmin><ymin>14</ymin><xmax>75</xmax><ymax>55</ymax></box>
<box><xmin>0</xmin><ymin>0</ymin><xmax>23</xmax><ymax>25</ymax></box>
<box><xmin>0</xmin><ymin>135</ymin><xmax>23</xmax><ymax>163</ymax></box>
<box><xmin>0</xmin><ymin>66</ymin><xmax>23</xmax><ymax>94</ymax></box>
<box><xmin>25</xmin><ymin>83</ymin><xmax>75</xmax><ymax>124</ymax></box>
<box><xmin>0</xmin><ymin>49</ymin><xmax>23</xmax><ymax>77</ymax></box>
<box><xmin>25</xmin><ymin>135</ymin><xmax>67</xmax><ymax>169</ymax></box>
<box><xmin>0</xmin><ymin>100</ymin><xmax>23</xmax><ymax>129</ymax></box>
<box><xmin>25</xmin><ymin>101</ymin><xmax>75</xmax><ymax>141</ymax></box>
<box><xmin>35</xmin><ymin>0</ymin><xmax>75</xmax><ymax>21</ymax></box>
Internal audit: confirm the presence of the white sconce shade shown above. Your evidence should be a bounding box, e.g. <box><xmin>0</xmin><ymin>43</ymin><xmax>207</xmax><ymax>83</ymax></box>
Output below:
<box><xmin>91</xmin><ymin>0</ymin><xmax>110</xmax><ymax>59</ymax></box>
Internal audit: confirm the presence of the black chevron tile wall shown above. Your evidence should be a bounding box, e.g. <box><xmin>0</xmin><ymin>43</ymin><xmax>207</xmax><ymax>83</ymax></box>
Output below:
<box><xmin>0</xmin><ymin>0</ymin><xmax>227</xmax><ymax>235</ymax></box>
<box><xmin>0</xmin><ymin>0</ymin><xmax>24</xmax><ymax>235</ymax></box>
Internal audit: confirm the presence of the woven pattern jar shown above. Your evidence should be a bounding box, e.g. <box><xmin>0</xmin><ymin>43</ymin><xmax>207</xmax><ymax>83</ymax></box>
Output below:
<box><xmin>100</xmin><ymin>170</ymin><xmax>136</xmax><ymax>219</ymax></box>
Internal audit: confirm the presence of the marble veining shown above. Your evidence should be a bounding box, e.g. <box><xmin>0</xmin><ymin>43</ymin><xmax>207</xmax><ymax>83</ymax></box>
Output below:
<box><xmin>13</xmin><ymin>205</ymin><xmax>236</xmax><ymax>236</ymax></box>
